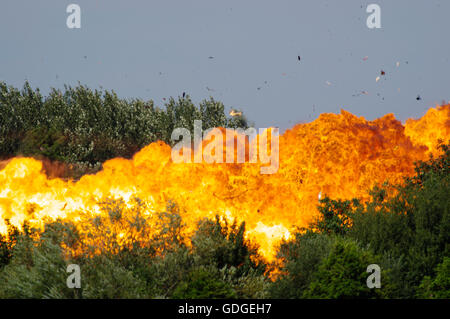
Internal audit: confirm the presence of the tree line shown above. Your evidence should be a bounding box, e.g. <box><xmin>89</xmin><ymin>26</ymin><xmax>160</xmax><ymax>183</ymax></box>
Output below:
<box><xmin>0</xmin><ymin>81</ymin><xmax>248</xmax><ymax>177</ymax></box>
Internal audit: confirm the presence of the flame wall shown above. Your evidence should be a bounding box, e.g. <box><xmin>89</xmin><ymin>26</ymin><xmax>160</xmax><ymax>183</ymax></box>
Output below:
<box><xmin>0</xmin><ymin>105</ymin><xmax>448</xmax><ymax>260</ymax></box>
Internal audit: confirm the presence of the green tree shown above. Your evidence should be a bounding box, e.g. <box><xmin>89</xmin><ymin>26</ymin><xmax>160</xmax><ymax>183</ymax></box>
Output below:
<box><xmin>0</xmin><ymin>233</ymin><xmax>79</xmax><ymax>299</ymax></box>
<box><xmin>303</xmin><ymin>239</ymin><xmax>382</xmax><ymax>299</ymax></box>
<box><xmin>417</xmin><ymin>257</ymin><xmax>450</xmax><ymax>299</ymax></box>
<box><xmin>172</xmin><ymin>267</ymin><xmax>237</xmax><ymax>299</ymax></box>
<box><xmin>0</xmin><ymin>81</ymin><xmax>248</xmax><ymax>177</ymax></box>
<box><xmin>191</xmin><ymin>216</ymin><xmax>265</xmax><ymax>278</ymax></box>
<box><xmin>348</xmin><ymin>143</ymin><xmax>450</xmax><ymax>297</ymax></box>
<box><xmin>269</xmin><ymin>231</ymin><xmax>333</xmax><ymax>298</ymax></box>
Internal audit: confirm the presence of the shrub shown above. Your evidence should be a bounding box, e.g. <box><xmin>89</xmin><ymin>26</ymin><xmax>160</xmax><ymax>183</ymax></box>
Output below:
<box><xmin>417</xmin><ymin>257</ymin><xmax>450</xmax><ymax>299</ymax></box>
<box><xmin>269</xmin><ymin>231</ymin><xmax>333</xmax><ymax>298</ymax></box>
<box><xmin>172</xmin><ymin>267</ymin><xmax>237</xmax><ymax>299</ymax></box>
<box><xmin>191</xmin><ymin>216</ymin><xmax>265</xmax><ymax>278</ymax></box>
<box><xmin>302</xmin><ymin>238</ymin><xmax>382</xmax><ymax>299</ymax></box>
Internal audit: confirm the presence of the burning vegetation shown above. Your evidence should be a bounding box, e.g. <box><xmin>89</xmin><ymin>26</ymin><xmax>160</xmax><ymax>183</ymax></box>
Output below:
<box><xmin>0</xmin><ymin>83</ymin><xmax>448</xmax><ymax>298</ymax></box>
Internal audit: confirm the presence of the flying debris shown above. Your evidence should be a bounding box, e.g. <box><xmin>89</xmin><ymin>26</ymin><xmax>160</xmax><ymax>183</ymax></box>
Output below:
<box><xmin>376</xmin><ymin>76</ymin><xmax>380</xmax><ymax>82</ymax></box>
<box><xmin>363</xmin><ymin>56</ymin><xmax>369</xmax><ymax>61</ymax></box>
<box><xmin>416</xmin><ymin>95</ymin><xmax>422</xmax><ymax>101</ymax></box>
<box><xmin>229</xmin><ymin>109</ymin><xmax>242</xmax><ymax>117</ymax></box>
<box><xmin>182</xmin><ymin>92</ymin><xmax>185</xmax><ymax>98</ymax></box>
<box><xmin>352</xmin><ymin>91</ymin><xmax>369</xmax><ymax>97</ymax></box>
<box><xmin>298</xmin><ymin>55</ymin><xmax>301</xmax><ymax>61</ymax></box>
<box><xmin>377</xmin><ymin>93</ymin><xmax>385</xmax><ymax>101</ymax></box>
<box><xmin>208</xmin><ymin>56</ymin><xmax>214</xmax><ymax>59</ymax></box>
<box><xmin>206</xmin><ymin>87</ymin><xmax>214</xmax><ymax>92</ymax></box>
<box><xmin>381</xmin><ymin>70</ymin><xmax>385</xmax><ymax>76</ymax></box>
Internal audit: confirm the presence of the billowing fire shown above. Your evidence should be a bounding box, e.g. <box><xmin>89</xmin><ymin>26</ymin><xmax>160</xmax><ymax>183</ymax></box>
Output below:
<box><xmin>0</xmin><ymin>105</ymin><xmax>448</xmax><ymax>261</ymax></box>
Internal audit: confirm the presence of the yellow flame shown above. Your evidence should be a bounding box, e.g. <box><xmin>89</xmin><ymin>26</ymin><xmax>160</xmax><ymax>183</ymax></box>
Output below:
<box><xmin>0</xmin><ymin>105</ymin><xmax>448</xmax><ymax>261</ymax></box>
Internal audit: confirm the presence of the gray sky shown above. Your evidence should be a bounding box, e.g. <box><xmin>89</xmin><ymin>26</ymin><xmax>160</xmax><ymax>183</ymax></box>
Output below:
<box><xmin>1</xmin><ymin>0</ymin><xmax>449</xmax><ymax>130</ymax></box>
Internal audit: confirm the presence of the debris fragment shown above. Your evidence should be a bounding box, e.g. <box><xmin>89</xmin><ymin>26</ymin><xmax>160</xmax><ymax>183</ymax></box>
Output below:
<box><xmin>229</xmin><ymin>109</ymin><xmax>242</xmax><ymax>117</ymax></box>
<box><xmin>352</xmin><ymin>91</ymin><xmax>369</xmax><ymax>97</ymax></box>
<box><xmin>376</xmin><ymin>76</ymin><xmax>380</xmax><ymax>82</ymax></box>
<box><xmin>416</xmin><ymin>95</ymin><xmax>421</xmax><ymax>101</ymax></box>
<box><xmin>298</xmin><ymin>55</ymin><xmax>301</xmax><ymax>61</ymax></box>
<box><xmin>363</xmin><ymin>56</ymin><xmax>369</xmax><ymax>61</ymax></box>
<box><xmin>381</xmin><ymin>70</ymin><xmax>385</xmax><ymax>76</ymax></box>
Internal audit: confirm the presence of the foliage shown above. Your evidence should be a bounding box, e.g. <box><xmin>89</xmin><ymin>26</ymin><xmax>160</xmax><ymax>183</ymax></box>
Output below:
<box><xmin>347</xmin><ymin>143</ymin><xmax>450</xmax><ymax>297</ymax></box>
<box><xmin>313</xmin><ymin>198</ymin><xmax>360</xmax><ymax>235</ymax></box>
<box><xmin>0</xmin><ymin>146</ymin><xmax>448</xmax><ymax>299</ymax></box>
<box><xmin>302</xmin><ymin>239</ymin><xmax>382</xmax><ymax>299</ymax></box>
<box><xmin>172</xmin><ymin>267</ymin><xmax>237</xmax><ymax>299</ymax></box>
<box><xmin>269</xmin><ymin>231</ymin><xmax>333</xmax><ymax>298</ymax></box>
<box><xmin>81</xmin><ymin>255</ymin><xmax>148</xmax><ymax>299</ymax></box>
<box><xmin>0</xmin><ymin>81</ymin><xmax>448</xmax><ymax>299</ymax></box>
<box><xmin>0</xmin><ymin>200</ymin><xmax>267</xmax><ymax>299</ymax></box>
<box><xmin>0</xmin><ymin>221</ymin><xmax>21</xmax><ymax>269</ymax></box>
<box><xmin>191</xmin><ymin>216</ymin><xmax>265</xmax><ymax>277</ymax></box>
<box><xmin>270</xmin><ymin>143</ymin><xmax>449</xmax><ymax>299</ymax></box>
<box><xmin>417</xmin><ymin>257</ymin><xmax>450</xmax><ymax>299</ymax></box>
<box><xmin>0</xmin><ymin>81</ymin><xmax>248</xmax><ymax>177</ymax></box>
<box><xmin>0</xmin><ymin>231</ymin><xmax>78</xmax><ymax>299</ymax></box>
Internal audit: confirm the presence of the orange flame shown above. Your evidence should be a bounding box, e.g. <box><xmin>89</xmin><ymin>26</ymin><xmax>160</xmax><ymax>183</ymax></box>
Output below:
<box><xmin>0</xmin><ymin>105</ymin><xmax>448</xmax><ymax>261</ymax></box>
